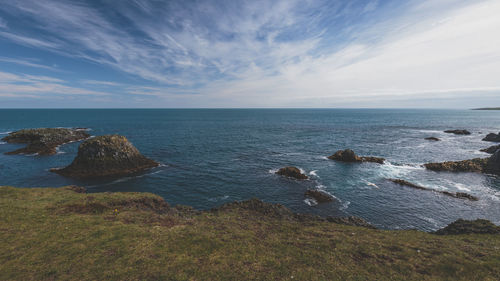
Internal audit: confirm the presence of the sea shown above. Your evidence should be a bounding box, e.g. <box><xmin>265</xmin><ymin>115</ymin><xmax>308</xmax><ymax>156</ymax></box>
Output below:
<box><xmin>1</xmin><ymin>109</ymin><xmax>499</xmax><ymax>231</ymax></box>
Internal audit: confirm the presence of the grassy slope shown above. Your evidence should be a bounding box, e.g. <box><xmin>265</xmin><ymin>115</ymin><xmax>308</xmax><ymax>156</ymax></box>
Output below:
<box><xmin>1</xmin><ymin>186</ymin><xmax>499</xmax><ymax>281</ymax></box>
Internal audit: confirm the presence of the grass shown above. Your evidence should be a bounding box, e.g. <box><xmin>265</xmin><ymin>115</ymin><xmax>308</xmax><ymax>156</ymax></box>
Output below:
<box><xmin>1</xmin><ymin>186</ymin><xmax>500</xmax><ymax>280</ymax></box>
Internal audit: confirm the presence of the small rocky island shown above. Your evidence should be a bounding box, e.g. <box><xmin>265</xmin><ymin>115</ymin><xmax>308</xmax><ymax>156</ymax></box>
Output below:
<box><xmin>425</xmin><ymin>137</ymin><xmax>440</xmax><ymax>141</ymax></box>
<box><xmin>444</xmin><ymin>129</ymin><xmax>471</xmax><ymax>135</ymax></box>
<box><xmin>51</xmin><ymin>135</ymin><xmax>159</xmax><ymax>178</ymax></box>
<box><xmin>2</xmin><ymin>128</ymin><xmax>90</xmax><ymax>155</ymax></box>
<box><xmin>328</xmin><ymin>149</ymin><xmax>385</xmax><ymax>164</ymax></box>
<box><xmin>275</xmin><ymin>166</ymin><xmax>308</xmax><ymax>180</ymax></box>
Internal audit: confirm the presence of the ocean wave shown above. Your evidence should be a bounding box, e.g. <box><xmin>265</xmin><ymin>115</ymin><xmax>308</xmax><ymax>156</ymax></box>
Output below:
<box><xmin>0</xmin><ymin>131</ymin><xmax>12</xmax><ymax>135</ymax></box>
<box><xmin>452</xmin><ymin>183</ymin><xmax>471</xmax><ymax>192</ymax></box>
<box><xmin>319</xmin><ymin>156</ymin><xmax>329</xmax><ymax>160</ymax></box>
<box><xmin>0</xmin><ymin>141</ymin><xmax>5</xmax><ymax>145</ymax></box>
<box><xmin>303</xmin><ymin>198</ymin><xmax>318</xmax><ymax>206</ymax></box>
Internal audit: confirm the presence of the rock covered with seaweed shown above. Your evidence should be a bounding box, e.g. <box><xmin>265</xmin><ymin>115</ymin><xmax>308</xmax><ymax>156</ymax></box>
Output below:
<box><xmin>328</xmin><ymin>149</ymin><xmax>385</xmax><ymax>164</ymax></box>
<box><xmin>51</xmin><ymin>135</ymin><xmax>159</xmax><ymax>178</ymax></box>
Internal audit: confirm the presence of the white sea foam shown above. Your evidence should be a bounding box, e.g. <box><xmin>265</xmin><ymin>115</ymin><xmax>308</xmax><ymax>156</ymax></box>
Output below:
<box><xmin>208</xmin><ymin>195</ymin><xmax>230</xmax><ymax>202</ymax></box>
<box><xmin>309</xmin><ymin>170</ymin><xmax>318</xmax><ymax>177</ymax></box>
<box><xmin>453</xmin><ymin>183</ymin><xmax>471</xmax><ymax>192</ymax></box>
<box><xmin>365</xmin><ymin>181</ymin><xmax>379</xmax><ymax>188</ymax></box>
<box><xmin>340</xmin><ymin>201</ymin><xmax>350</xmax><ymax>210</ymax></box>
<box><xmin>379</xmin><ymin>161</ymin><xmax>424</xmax><ymax>178</ymax></box>
<box><xmin>319</xmin><ymin>156</ymin><xmax>329</xmax><ymax>160</ymax></box>
<box><xmin>303</xmin><ymin>198</ymin><xmax>318</xmax><ymax>206</ymax></box>
<box><xmin>0</xmin><ymin>141</ymin><xmax>5</xmax><ymax>145</ymax></box>
<box><xmin>0</xmin><ymin>131</ymin><xmax>12</xmax><ymax>135</ymax></box>
<box><xmin>268</xmin><ymin>168</ymin><xmax>278</xmax><ymax>174</ymax></box>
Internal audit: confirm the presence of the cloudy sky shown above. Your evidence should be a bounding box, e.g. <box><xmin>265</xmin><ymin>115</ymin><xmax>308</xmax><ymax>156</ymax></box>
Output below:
<box><xmin>0</xmin><ymin>0</ymin><xmax>499</xmax><ymax>108</ymax></box>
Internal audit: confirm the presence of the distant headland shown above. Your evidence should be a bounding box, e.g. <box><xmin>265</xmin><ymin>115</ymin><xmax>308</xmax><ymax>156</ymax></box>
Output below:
<box><xmin>472</xmin><ymin>107</ymin><xmax>500</xmax><ymax>110</ymax></box>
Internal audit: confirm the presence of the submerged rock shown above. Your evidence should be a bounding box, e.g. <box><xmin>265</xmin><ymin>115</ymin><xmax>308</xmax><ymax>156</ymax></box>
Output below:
<box><xmin>480</xmin><ymin>144</ymin><xmax>500</xmax><ymax>154</ymax></box>
<box><xmin>275</xmin><ymin>166</ymin><xmax>308</xmax><ymax>180</ymax></box>
<box><xmin>388</xmin><ymin>178</ymin><xmax>478</xmax><ymax>201</ymax></box>
<box><xmin>482</xmin><ymin>132</ymin><xmax>500</xmax><ymax>142</ymax></box>
<box><xmin>444</xmin><ymin>129</ymin><xmax>471</xmax><ymax>135</ymax></box>
<box><xmin>425</xmin><ymin>137</ymin><xmax>440</xmax><ymax>141</ymax></box>
<box><xmin>328</xmin><ymin>149</ymin><xmax>384</xmax><ymax>164</ymax></box>
<box><xmin>2</xmin><ymin>128</ymin><xmax>90</xmax><ymax>155</ymax></box>
<box><xmin>304</xmin><ymin>189</ymin><xmax>335</xmax><ymax>203</ymax></box>
<box><xmin>434</xmin><ymin>219</ymin><xmax>500</xmax><ymax>235</ymax></box>
<box><xmin>51</xmin><ymin>135</ymin><xmax>159</xmax><ymax>178</ymax></box>
<box><xmin>424</xmin><ymin>158</ymin><xmax>488</xmax><ymax>173</ymax></box>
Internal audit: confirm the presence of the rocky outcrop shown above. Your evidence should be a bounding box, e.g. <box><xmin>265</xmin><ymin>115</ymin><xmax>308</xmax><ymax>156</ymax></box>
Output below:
<box><xmin>328</xmin><ymin>149</ymin><xmax>385</xmax><ymax>164</ymax></box>
<box><xmin>434</xmin><ymin>219</ymin><xmax>500</xmax><ymax>235</ymax></box>
<box><xmin>51</xmin><ymin>135</ymin><xmax>159</xmax><ymax>178</ymax></box>
<box><xmin>425</xmin><ymin>137</ymin><xmax>440</xmax><ymax>141</ymax></box>
<box><xmin>275</xmin><ymin>166</ymin><xmax>308</xmax><ymax>180</ymax></box>
<box><xmin>304</xmin><ymin>189</ymin><xmax>335</xmax><ymax>203</ymax></box>
<box><xmin>480</xmin><ymin>145</ymin><xmax>500</xmax><ymax>154</ymax></box>
<box><xmin>2</xmin><ymin>128</ymin><xmax>90</xmax><ymax>155</ymax></box>
<box><xmin>444</xmin><ymin>129</ymin><xmax>471</xmax><ymax>135</ymax></box>
<box><xmin>424</xmin><ymin>158</ymin><xmax>488</xmax><ymax>173</ymax></box>
<box><xmin>388</xmin><ymin>179</ymin><xmax>478</xmax><ymax>201</ymax></box>
<box><xmin>482</xmin><ymin>132</ymin><xmax>500</xmax><ymax>142</ymax></box>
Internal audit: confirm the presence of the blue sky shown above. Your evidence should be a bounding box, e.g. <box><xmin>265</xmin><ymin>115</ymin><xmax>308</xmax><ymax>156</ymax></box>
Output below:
<box><xmin>0</xmin><ymin>0</ymin><xmax>499</xmax><ymax>108</ymax></box>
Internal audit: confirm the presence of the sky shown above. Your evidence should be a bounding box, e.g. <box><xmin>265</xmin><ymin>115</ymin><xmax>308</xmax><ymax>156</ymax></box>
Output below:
<box><xmin>0</xmin><ymin>0</ymin><xmax>499</xmax><ymax>108</ymax></box>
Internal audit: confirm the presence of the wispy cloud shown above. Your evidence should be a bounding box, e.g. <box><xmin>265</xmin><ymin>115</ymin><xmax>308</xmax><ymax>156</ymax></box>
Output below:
<box><xmin>0</xmin><ymin>71</ymin><xmax>109</xmax><ymax>98</ymax></box>
<box><xmin>0</xmin><ymin>57</ymin><xmax>61</xmax><ymax>72</ymax></box>
<box><xmin>0</xmin><ymin>16</ymin><xmax>6</xmax><ymax>28</ymax></box>
<box><xmin>0</xmin><ymin>0</ymin><xmax>498</xmax><ymax>107</ymax></box>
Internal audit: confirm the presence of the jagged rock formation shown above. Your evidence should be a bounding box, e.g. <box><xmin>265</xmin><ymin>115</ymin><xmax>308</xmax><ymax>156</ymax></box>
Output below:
<box><xmin>482</xmin><ymin>132</ymin><xmax>500</xmax><ymax>142</ymax></box>
<box><xmin>424</xmin><ymin>158</ymin><xmax>488</xmax><ymax>173</ymax></box>
<box><xmin>275</xmin><ymin>166</ymin><xmax>308</xmax><ymax>180</ymax></box>
<box><xmin>51</xmin><ymin>135</ymin><xmax>159</xmax><ymax>178</ymax></box>
<box><xmin>485</xmin><ymin>150</ymin><xmax>500</xmax><ymax>175</ymax></box>
<box><xmin>480</xmin><ymin>144</ymin><xmax>500</xmax><ymax>154</ymax></box>
<box><xmin>444</xmin><ymin>130</ymin><xmax>471</xmax><ymax>135</ymax></box>
<box><xmin>328</xmin><ymin>149</ymin><xmax>385</xmax><ymax>164</ymax></box>
<box><xmin>2</xmin><ymin>128</ymin><xmax>89</xmax><ymax>155</ymax></box>
<box><xmin>435</xmin><ymin>219</ymin><xmax>500</xmax><ymax>235</ymax></box>
<box><xmin>304</xmin><ymin>189</ymin><xmax>335</xmax><ymax>203</ymax></box>
<box><xmin>388</xmin><ymin>179</ymin><xmax>478</xmax><ymax>201</ymax></box>
<box><xmin>425</xmin><ymin>137</ymin><xmax>440</xmax><ymax>141</ymax></box>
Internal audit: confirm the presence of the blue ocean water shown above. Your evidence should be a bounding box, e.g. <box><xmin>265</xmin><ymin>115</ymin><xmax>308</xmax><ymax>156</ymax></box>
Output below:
<box><xmin>1</xmin><ymin>109</ymin><xmax>499</xmax><ymax>231</ymax></box>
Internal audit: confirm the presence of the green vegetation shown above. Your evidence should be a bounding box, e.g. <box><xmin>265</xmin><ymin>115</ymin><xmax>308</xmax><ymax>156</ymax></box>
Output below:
<box><xmin>1</xmin><ymin>186</ymin><xmax>499</xmax><ymax>280</ymax></box>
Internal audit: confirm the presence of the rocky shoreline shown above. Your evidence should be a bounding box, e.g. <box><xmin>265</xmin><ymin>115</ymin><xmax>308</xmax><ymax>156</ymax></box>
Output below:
<box><xmin>2</xmin><ymin>128</ymin><xmax>90</xmax><ymax>155</ymax></box>
<box><xmin>328</xmin><ymin>149</ymin><xmax>385</xmax><ymax>164</ymax></box>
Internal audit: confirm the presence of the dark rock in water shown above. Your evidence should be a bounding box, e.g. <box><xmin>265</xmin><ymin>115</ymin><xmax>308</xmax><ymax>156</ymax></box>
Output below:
<box><xmin>304</xmin><ymin>189</ymin><xmax>335</xmax><ymax>203</ymax></box>
<box><xmin>435</xmin><ymin>219</ymin><xmax>500</xmax><ymax>235</ymax></box>
<box><xmin>482</xmin><ymin>132</ymin><xmax>500</xmax><ymax>142</ymax></box>
<box><xmin>454</xmin><ymin>192</ymin><xmax>479</xmax><ymax>201</ymax></box>
<box><xmin>326</xmin><ymin>216</ymin><xmax>375</xmax><ymax>228</ymax></box>
<box><xmin>328</xmin><ymin>149</ymin><xmax>361</xmax><ymax>162</ymax></box>
<box><xmin>424</xmin><ymin>158</ymin><xmax>488</xmax><ymax>173</ymax></box>
<box><xmin>480</xmin><ymin>144</ymin><xmax>500</xmax><ymax>154</ymax></box>
<box><xmin>485</xmin><ymin>150</ymin><xmax>500</xmax><ymax>175</ymax></box>
<box><xmin>388</xmin><ymin>178</ymin><xmax>478</xmax><ymax>201</ymax></box>
<box><xmin>425</xmin><ymin>137</ymin><xmax>440</xmax><ymax>141</ymax></box>
<box><xmin>328</xmin><ymin>149</ymin><xmax>384</xmax><ymax>164</ymax></box>
<box><xmin>2</xmin><ymin>128</ymin><xmax>90</xmax><ymax>155</ymax></box>
<box><xmin>51</xmin><ymin>135</ymin><xmax>159</xmax><ymax>178</ymax></box>
<box><xmin>388</xmin><ymin>179</ymin><xmax>427</xmax><ymax>190</ymax></box>
<box><xmin>275</xmin><ymin>166</ymin><xmax>308</xmax><ymax>180</ymax></box>
<box><xmin>444</xmin><ymin>129</ymin><xmax>471</xmax><ymax>135</ymax></box>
